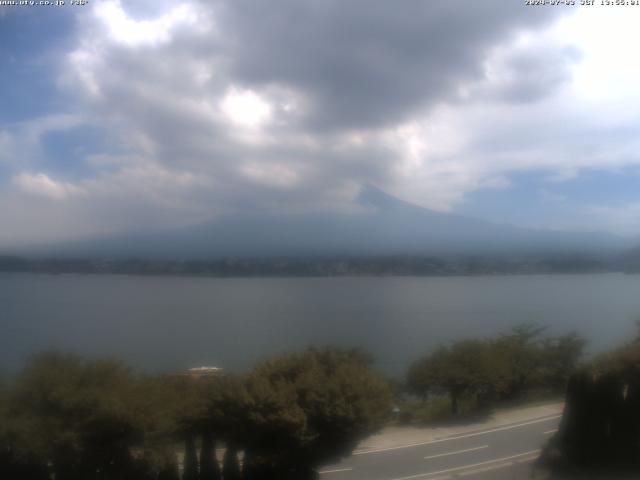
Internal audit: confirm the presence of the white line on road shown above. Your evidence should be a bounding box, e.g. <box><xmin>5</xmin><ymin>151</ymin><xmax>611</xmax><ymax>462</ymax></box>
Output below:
<box><xmin>389</xmin><ymin>449</ymin><xmax>541</xmax><ymax>480</ymax></box>
<box><xmin>319</xmin><ymin>467</ymin><xmax>353</xmax><ymax>475</ymax></box>
<box><xmin>457</xmin><ymin>461</ymin><xmax>514</xmax><ymax>477</ymax></box>
<box><xmin>424</xmin><ymin>445</ymin><xmax>488</xmax><ymax>460</ymax></box>
<box><xmin>353</xmin><ymin>415</ymin><xmax>561</xmax><ymax>455</ymax></box>
<box><xmin>543</xmin><ymin>429</ymin><xmax>557</xmax><ymax>435</ymax></box>
<box><xmin>457</xmin><ymin>453</ymin><xmax>539</xmax><ymax>477</ymax></box>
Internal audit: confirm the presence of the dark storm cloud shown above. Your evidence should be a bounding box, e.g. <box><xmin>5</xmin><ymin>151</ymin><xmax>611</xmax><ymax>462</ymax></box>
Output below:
<box><xmin>216</xmin><ymin>0</ymin><xmax>564</xmax><ymax>130</ymax></box>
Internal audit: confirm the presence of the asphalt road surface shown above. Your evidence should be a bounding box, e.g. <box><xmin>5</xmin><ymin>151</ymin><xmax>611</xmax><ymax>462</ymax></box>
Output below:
<box><xmin>318</xmin><ymin>414</ymin><xmax>561</xmax><ymax>480</ymax></box>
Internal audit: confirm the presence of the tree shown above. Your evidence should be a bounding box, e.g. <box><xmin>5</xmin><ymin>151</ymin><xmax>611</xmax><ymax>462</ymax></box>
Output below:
<box><xmin>222</xmin><ymin>443</ymin><xmax>241</xmax><ymax>480</ymax></box>
<box><xmin>408</xmin><ymin>326</ymin><xmax>586</xmax><ymax>417</ymax></box>
<box><xmin>406</xmin><ymin>358</ymin><xmax>431</xmax><ymax>402</ymax></box>
<box><xmin>243</xmin><ymin>347</ymin><xmax>391</xmax><ymax>478</ymax></box>
<box><xmin>156</xmin><ymin>451</ymin><xmax>180</xmax><ymax>480</ymax></box>
<box><xmin>542</xmin><ymin>338</ymin><xmax>640</xmax><ymax>472</ymax></box>
<box><xmin>141</xmin><ymin>374</ymin><xmax>213</xmax><ymax>480</ymax></box>
<box><xmin>494</xmin><ymin>324</ymin><xmax>547</xmax><ymax>399</ymax></box>
<box><xmin>201</xmin><ymin>375</ymin><xmax>250</xmax><ymax>444</ymax></box>
<box><xmin>183</xmin><ymin>433</ymin><xmax>199</xmax><ymax>480</ymax></box>
<box><xmin>0</xmin><ymin>376</ymin><xmax>49</xmax><ymax>480</ymax></box>
<box><xmin>2</xmin><ymin>347</ymin><xmax>392</xmax><ymax>479</ymax></box>
<box><xmin>540</xmin><ymin>332</ymin><xmax>586</xmax><ymax>393</ymax></box>
<box><xmin>408</xmin><ymin>340</ymin><xmax>507</xmax><ymax>415</ymax></box>
<box><xmin>6</xmin><ymin>353</ymin><xmax>150</xmax><ymax>480</ymax></box>
<box><xmin>199</xmin><ymin>431</ymin><xmax>221</xmax><ymax>480</ymax></box>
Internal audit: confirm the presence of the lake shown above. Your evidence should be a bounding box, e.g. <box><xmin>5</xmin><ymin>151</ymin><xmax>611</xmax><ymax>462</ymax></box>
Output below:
<box><xmin>1</xmin><ymin>273</ymin><xmax>640</xmax><ymax>376</ymax></box>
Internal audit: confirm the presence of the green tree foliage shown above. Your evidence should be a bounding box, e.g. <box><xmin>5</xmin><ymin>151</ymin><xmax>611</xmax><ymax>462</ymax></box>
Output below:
<box><xmin>408</xmin><ymin>326</ymin><xmax>586</xmax><ymax>416</ymax></box>
<box><xmin>407</xmin><ymin>340</ymin><xmax>504</xmax><ymax>415</ymax></box>
<box><xmin>140</xmin><ymin>373</ymin><xmax>220</xmax><ymax>479</ymax></box>
<box><xmin>145</xmin><ymin>374</ymin><xmax>211</xmax><ymax>438</ymax></box>
<box><xmin>494</xmin><ymin>324</ymin><xmax>548</xmax><ymax>398</ymax></box>
<box><xmin>540</xmin><ymin>333</ymin><xmax>586</xmax><ymax>393</ymax></box>
<box><xmin>0</xmin><ymin>347</ymin><xmax>392</xmax><ymax>480</ymax></box>
<box><xmin>495</xmin><ymin>325</ymin><xmax>585</xmax><ymax>398</ymax></box>
<box><xmin>243</xmin><ymin>347</ymin><xmax>392</xmax><ymax>478</ymax></box>
<box><xmin>201</xmin><ymin>375</ymin><xmax>251</xmax><ymax>444</ymax></box>
<box><xmin>1</xmin><ymin>377</ymin><xmax>50</xmax><ymax>480</ymax></box>
<box><xmin>5</xmin><ymin>352</ymin><xmax>149</xmax><ymax>480</ymax></box>
<box><xmin>593</xmin><ymin>325</ymin><xmax>640</xmax><ymax>380</ymax></box>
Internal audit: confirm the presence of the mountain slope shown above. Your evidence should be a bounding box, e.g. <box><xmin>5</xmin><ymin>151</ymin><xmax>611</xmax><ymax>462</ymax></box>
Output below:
<box><xmin>24</xmin><ymin>185</ymin><xmax>633</xmax><ymax>259</ymax></box>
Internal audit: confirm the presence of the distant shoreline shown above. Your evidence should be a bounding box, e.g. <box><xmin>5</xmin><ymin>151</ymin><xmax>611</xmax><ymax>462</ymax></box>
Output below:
<box><xmin>0</xmin><ymin>254</ymin><xmax>632</xmax><ymax>278</ymax></box>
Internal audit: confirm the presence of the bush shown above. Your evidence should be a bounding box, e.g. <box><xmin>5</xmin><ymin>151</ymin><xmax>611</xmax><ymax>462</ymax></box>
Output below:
<box><xmin>407</xmin><ymin>325</ymin><xmax>585</xmax><ymax>417</ymax></box>
<box><xmin>0</xmin><ymin>347</ymin><xmax>393</xmax><ymax>479</ymax></box>
<box><xmin>242</xmin><ymin>347</ymin><xmax>392</xmax><ymax>476</ymax></box>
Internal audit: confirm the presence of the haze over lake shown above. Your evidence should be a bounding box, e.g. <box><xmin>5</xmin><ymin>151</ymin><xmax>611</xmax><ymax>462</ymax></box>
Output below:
<box><xmin>2</xmin><ymin>272</ymin><xmax>639</xmax><ymax>376</ymax></box>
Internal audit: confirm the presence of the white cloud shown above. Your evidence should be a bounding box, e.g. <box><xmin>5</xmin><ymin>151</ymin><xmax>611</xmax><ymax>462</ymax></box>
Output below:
<box><xmin>7</xmin><ymin>2</ymin><xmax>640</xmax><ymax>245</ymax></box>
<box><xmin>57</xmin><ymin>1</ymin><xmax>637</xmax><ymax>224</ymax></box>
<box><xmin>12</xmin><ymin>173</ymin><xmax>87</xmax><ymax>200</ymax></box>
<box><xmin>67</xmin><ymin>49</ymin><xmax>102</xmax><ymax>98</ymax></box>
<box><xmin>94</xmin><ymin>0</ymin><xmax>201</xmax><ymax>47</ymax></box>
<box><xmin>559</xmin><ymin>6</ymin><xmax>640</xmax><ymax>108</ymax></box>
<box><xmin>0</xmin><ymin>162</ymin><xmax>216</xmax><ymax>246</ymax></box>
<box><xmin>220</xmin><ymin>87</ymin><xmax>273</xmax><ymax>128</ymax></box>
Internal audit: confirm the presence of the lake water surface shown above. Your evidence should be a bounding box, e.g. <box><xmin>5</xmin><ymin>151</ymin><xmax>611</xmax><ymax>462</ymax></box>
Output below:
<box><xmin>2</xmin><ymin>273</ymin><xmax>640</xmax><ymax>376</ymax></box>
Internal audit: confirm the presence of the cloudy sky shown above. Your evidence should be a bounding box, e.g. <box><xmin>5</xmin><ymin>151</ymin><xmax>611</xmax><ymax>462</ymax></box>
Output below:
<box><xmin>2</xmin><ymin>0</ymin><xmax>640</xmax><ymax>248</ymax></box>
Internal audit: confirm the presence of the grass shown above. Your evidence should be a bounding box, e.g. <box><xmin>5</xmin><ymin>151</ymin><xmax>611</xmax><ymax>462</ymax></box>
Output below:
<box><xmin>394</xmin><ymin>394</ymin><xmax>483</xmax><ymax>425</ymax></box>
<box><xmin>393</xmin><ymin>390</ymin><xmax>564</xmax><ymax>426</ymax></box>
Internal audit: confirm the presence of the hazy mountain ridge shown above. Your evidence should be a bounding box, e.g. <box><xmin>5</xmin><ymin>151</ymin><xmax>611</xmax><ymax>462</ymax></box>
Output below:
<box><xmin>9</xmin><ymin>186</ymin><xmax>637</xmax><ymax>261</ymax></box>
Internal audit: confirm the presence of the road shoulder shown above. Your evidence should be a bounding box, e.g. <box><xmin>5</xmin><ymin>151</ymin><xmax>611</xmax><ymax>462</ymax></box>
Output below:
<box><xmin>355</xmin><ymin>402</ymin><xmax>563</xmax><ymax>454</ymax></box>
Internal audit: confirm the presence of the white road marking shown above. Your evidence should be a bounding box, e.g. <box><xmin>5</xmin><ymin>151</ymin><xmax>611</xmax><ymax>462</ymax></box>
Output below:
<box><xmin>458</xmin><ymin>452</ymin><xmax>539</xmax><ymax>476</ymax></box>
<box><xmin>543</xmin><ymin>429</ymin><xmax>557</xmax><ymax>435</ymax></box>
<box><xmin>353</xmin><ymin>415</ymin><xmax>561</xmax><ymax>455</ymax></box>
<box><xmin>424</xmin><ymin>445</ymin><xmax>488</xmax><ymax>460</ymax></box>
<box><xmin>319</xmin><ymin>467</ymin><xmax>353</xmax><ymax>475</ymax></box>
<box><xmin>389</xmin><ymin>449</ymin><xmax>541</xmax><ymax>480</ymax></box>
<box><xmin>457</xmin><ymin>461</ymin><xmax>513</xmax><ymax>477</ymax></box>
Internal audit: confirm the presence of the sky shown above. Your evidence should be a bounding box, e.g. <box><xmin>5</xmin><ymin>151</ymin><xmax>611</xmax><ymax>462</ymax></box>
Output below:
<box><xmin>2</xmin><ymin>0</ymin><xmax>640</xmax><ymax>248</ymax></box>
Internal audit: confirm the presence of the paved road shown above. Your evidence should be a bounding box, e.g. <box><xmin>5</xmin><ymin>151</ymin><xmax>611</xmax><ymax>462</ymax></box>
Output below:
<box><xmin>319</xmin><ymin>414</ymin><xmax>560</xmax><ymax>480</ymax></box>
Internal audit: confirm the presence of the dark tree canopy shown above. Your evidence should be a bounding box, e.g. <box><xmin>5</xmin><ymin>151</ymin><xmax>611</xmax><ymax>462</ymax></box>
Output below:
<box><xmin>244</xmin><ymin>347</ymin><xmax>392</xmax><ymax>473</ymax></box>
<box><xmin>407</xmin><ymin>326</ymin><xmax>586</xmax><ymax>415</ymax></box>
<box><xmin>0</xmin><ymin>347</ymin><xmax>399</xmax><ymax>479</ymax></box>
<box><xmin>542</xmin><ymin>337</ymin><xmax>640</xmax><ymax>473</ymax></box>
<box><xmin>4</xmin><ymin>353</ymin><xmax>149</xmax><ymax>480</ymax></box>
<box><xmin>407</xmin><ymin>340</ymin><xmax>505</xmax><ymax>415</ymax></box>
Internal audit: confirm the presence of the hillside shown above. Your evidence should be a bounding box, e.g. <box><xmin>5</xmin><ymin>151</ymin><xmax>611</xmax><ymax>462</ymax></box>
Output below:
<box><xmin>11</xmin><ymin>186</ymin><xmax>635</xmax><ymax>261</ymax></box>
